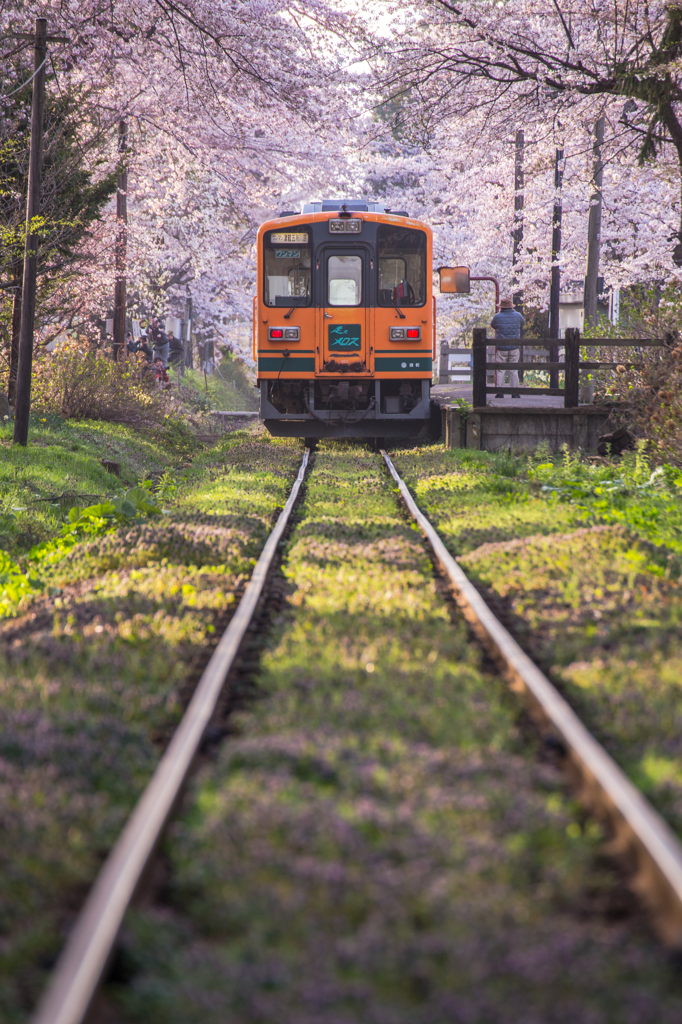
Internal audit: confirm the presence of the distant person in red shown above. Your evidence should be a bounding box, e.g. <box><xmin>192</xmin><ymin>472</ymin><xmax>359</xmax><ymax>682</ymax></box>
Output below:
<box><xmin>491</xmin><ymin>297</ymin><xmax>524</xmax><ymax>399</ymax></box>
<box><xmin>154</xmin><ymin>357</ymin><xmax>169</xmax><ymax>384</ymax></box>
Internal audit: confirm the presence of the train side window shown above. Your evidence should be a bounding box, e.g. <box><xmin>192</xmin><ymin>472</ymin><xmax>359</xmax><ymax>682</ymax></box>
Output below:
<box><xmin>263</xmin><ymin>231</ymin><xmax>312</xmax><ymax>307</ymax></box>
<box><xmin>328</xmin><ymin>255</ymin><xmax>362</xmax><ymax>306</ymax></box>
<box><xmin>377</xmin><ymin>226</ymin><xmax>426</xmax><ymax>307</ymax></box>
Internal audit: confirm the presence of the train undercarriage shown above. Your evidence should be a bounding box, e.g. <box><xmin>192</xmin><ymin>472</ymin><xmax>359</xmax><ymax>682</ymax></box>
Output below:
<box><xmin>260</xmin><ymin>378</ymin><xmax>431</xmax><ymax>438</ymax></box>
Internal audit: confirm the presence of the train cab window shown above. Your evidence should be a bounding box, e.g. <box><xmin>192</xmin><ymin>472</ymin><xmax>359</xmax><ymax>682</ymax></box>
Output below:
<box><xmin>328</xmin><ymin>255</ymin><xmax>362</xmax><ymax>306</ymax></box>
<box><xmin>377</xmin><ymin>225</ymin><xmax>426</xmax><ymax>307</ymax></box>
<box><xmin>264</xmin><ymin>230</ymin><xmax>312</xmax><ymax>307</ymax></box>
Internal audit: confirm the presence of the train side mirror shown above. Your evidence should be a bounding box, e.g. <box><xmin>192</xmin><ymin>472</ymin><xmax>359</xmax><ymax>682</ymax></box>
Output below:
<box><xmin>438</xmin><ymin>266</ymin><xmax>470</xmax><ymax>294</ymax></box>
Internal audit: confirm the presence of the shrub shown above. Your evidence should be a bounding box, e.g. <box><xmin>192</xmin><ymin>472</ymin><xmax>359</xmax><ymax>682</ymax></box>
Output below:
<box><xmin>31</xmin><ymin>339</ymin><xmax>164</xmax><ymax>423</ymax></box>
<box><xmin>593</xmin><ymin>341</ymin><xmax>682</xmax><ymax>466</ymax></box>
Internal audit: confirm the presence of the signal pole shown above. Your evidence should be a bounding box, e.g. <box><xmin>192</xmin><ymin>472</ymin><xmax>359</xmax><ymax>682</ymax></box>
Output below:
<box><xmin>13</xmin><ymin>17</ymin><xmax>48</xmax><ymax>445</ymax></box>
<box><xmin>113</xmin><ymin>120</ymin><xmax>128</xmax><ymax>361</ymax></box>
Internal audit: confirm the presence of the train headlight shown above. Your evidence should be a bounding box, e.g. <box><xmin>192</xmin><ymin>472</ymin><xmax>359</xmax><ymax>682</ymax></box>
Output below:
<box><xmin>329</xmin><ymin>219</ymin><xmax>362</xmax><ymax>233</ymax></box>
<box><xmin>390</xmin><ymin>327</ymin><xmax>405</xmax><ymax>340</ymax></box>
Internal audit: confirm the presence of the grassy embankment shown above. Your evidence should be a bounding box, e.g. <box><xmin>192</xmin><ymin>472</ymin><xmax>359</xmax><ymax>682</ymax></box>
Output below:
<box><xmin>0</xmin><ymin>418</ymin><xmax>302</xmax><ymax>1022</ymax></box>
<box><xmin>170</xmin><ymin>360</ymin><xmax>259</xmax><ymax>414</ymax></box>
<box><xmin>392</xmin><ymin>443</ymin><xmax>682</xmax><ymax>836</ymax></box>
<box><xmin>107</xmin><ymin>445</ymin><xmax>682</xmax><ymax>1024</ymax></box>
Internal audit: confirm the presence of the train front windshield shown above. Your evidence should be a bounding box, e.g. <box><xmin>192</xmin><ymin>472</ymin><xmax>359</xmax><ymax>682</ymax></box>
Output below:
<box><xmin>377</xmin><ymin>225</ymin><xmax>426</xmax><ymax>307</ymax></box>
<box><xmin>328</xmin><ymin>255</ymin><xmax>362</xmax><ymax>306</ymax></box>
<box><xmin>264</xmin><ymin>229</ymin><xmax>312</xmax><ymax>306</ymax></box>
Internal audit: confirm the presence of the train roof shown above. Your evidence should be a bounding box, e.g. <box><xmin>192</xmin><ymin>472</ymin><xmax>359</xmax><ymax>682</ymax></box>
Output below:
<box><xmin>298</xmin><ymin>200</ymin><xmax>409</xmax><ymax>216</ymax></box>
<box><xmin>258</xmin><ymin>202</ymin><xmax>431</xmax><ymax>239</ymax></box>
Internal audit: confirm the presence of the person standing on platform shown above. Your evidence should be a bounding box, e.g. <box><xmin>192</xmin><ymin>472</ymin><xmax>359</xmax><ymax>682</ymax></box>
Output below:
<box><xmin>491</xmin><ymin>297</ymin><xmax>524</xmax><ymax>399</ymax></box>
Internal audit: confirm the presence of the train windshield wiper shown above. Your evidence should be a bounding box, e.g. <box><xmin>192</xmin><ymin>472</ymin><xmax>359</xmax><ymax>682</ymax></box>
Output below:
<box><xmin>393</xmin><ymin>298</ymin><xmax>406</xmax><ymax>320</ymax></box>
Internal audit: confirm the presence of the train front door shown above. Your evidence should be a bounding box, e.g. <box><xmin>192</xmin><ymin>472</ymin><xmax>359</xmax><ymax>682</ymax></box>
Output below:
<box><xmin>318</xmin><ymin>247</ymin><xmax>370</xmax><ymax>372</ymax></box>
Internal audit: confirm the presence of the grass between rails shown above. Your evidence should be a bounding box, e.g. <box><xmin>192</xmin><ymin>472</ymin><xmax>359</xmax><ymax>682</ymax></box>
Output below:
<box><xmin>392</xmin><ymin>444</ymin><xmax>682</xmax><ymax>837</ymax></box>
<box><xmin>0</xmin><ymin>423</ymin><xmax>303</xmax><ymax>1022</ymax></box>
<box><xmin>107</xmin><ymin>444</ymin><xmax>682</xmax><ymax>1024</ymax></box>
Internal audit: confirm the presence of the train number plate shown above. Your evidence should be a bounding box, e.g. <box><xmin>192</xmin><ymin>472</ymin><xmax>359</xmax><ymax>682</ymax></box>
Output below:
<box><xmin>328</xmin><ymin>324</ymin><xmax>361</xmax><ymax>351</ymax></box>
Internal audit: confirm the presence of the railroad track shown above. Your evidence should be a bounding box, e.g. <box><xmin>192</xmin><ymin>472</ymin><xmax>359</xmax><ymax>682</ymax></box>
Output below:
<box><xmin>32</xmin><ymin>445</ymin><xmax>682</xmax><ymax>1024</ymax></box>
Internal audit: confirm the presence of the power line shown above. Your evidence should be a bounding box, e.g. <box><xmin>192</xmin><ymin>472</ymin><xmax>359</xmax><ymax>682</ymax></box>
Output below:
<box><xmin>1</xmin><ymin>54</ymin><xmax>48</xmax><ymax>99</ymax></box>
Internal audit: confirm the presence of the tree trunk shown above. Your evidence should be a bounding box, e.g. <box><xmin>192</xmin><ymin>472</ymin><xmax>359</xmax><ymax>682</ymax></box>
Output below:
<box><xmin>513</xmin><ymin>129</ymin><xmax>525</xmax><ymax>382</ymax></box>
<box><xmin>660</xmin><ymin>104</ymin><xmax>682</xmax><ymax>266</ymax></box>
<box><xmin>584</xmin><ymin>116</ymin><xmax>605</xmax><ymax>330</ymax></box>
<box><xmin>549</xmin><ymin>147</ymin><xmax>563</xmax><ymax>389</ymax></box>
<box><xmin>113</xmin><ymin>119</ymin><xmax>128</xmax><ymax>361</ymax></box>
<box><xmin>582</xmin><ymin>116</ymin><xmax>605</xmax><ymax>403</ymax></box>
<box><xmin>512</xmin><ymin>128</ymin><xmax>524</xmax><ymax>311</ymax></box>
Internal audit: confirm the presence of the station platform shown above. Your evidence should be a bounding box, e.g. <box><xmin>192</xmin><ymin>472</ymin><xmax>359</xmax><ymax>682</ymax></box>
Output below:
<box><xmin>430</xmin><ymin>384</ymin><xmax>617</xmax><ymax>453</ymax></box>
<box><xmin>431</xmin><ymin>383</ymin><xmax>564</xmax><ymax>409</ymax></box>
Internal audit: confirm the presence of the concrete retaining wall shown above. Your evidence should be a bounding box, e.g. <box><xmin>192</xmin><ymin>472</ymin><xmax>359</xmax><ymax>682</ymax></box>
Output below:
<box><xmin>442</xmin><ymin>405</ymin><xmax>615</xmax><ymax>452</ymax></box>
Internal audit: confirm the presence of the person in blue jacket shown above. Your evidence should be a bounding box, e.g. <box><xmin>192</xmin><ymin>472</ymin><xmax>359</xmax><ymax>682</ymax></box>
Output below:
<box><xmin>491</xmin><ymin>298</ymin><xmax>524</xmax><ymax>398</ymax></box>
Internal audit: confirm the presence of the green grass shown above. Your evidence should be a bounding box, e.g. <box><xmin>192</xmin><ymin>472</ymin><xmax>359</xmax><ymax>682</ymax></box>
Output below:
<box><xmin>0</xmin><ymin>424</ymin><xmax>303</xmax><ymax>1022</ymax></box>
<box><xmin>105</xmin><ymin>444</ymin><xmax>682</xmax><ymax>1024</ymax></box>
<box><xmin>392</xmin><ymin>442</ymin><xmax>682</xmax><ymax>836</ymax></box>
<box><xmin>0</xmin><ymin>419</ymin><xmax>177</xmax><ymax>556</ymax></box>
<box><xmin>170</xmin><ymin>362</ymin><xmax>258</xmax><ymax>413</ymax></box>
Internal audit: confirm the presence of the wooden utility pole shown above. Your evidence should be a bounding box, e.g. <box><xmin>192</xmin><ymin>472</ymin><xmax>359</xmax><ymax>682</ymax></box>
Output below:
<box><xmin>512</xmin><ymin>129</ymin><xmax>525</xmax><ymax>311</ymax></box>
<box><xmin>13</xmin><ymin>17</ymin><xmax>48</xmax><ymax>446</ymax></box>
<box><xmin>584</xmin><ymin>116</ymin><xmax>605</xmax><ymax>329</ymax></box>
<box><xmin>548</xmin><ymin>146</ymin><xmax>564</xmax><ymax>389</ymax></box>
<box><xmin>8</xmin><ymin>258</ymin><xmax>22</xmax><ymax>404</ymax></box>
<box><xmin>113</xmin><ymin>120</ymin><xmax>128</xmax><ymax>362</ymax></box>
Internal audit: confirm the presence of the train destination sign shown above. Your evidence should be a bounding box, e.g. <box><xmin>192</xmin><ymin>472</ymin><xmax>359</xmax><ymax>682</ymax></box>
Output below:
<box><xmin>328</xmin><ymin>324</ymin><xmax>361</xmax><ymax>351</ymax></box>
<box><xmin>270</xmin><ymin>232</ymin><xmax>309</xmax><ymax>243</ymax></box>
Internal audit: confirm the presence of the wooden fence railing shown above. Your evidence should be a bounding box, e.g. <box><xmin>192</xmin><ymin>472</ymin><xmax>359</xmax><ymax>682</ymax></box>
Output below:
<box><xmin>438</xmin><ymin>345</ymin><xmax>472</xmax><ymax>384</ymax></box>
<box><xmin>439</xmin><ymin>342</ymin><xmax>554</xmax><ymax>385</ymax></box>
<box><xmin>471</xmin><ymin>327</ymin><xmax>666</xmax><ymax>408</ymax></box>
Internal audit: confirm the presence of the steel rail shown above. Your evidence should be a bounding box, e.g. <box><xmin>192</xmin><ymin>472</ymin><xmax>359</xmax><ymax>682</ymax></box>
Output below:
<box><xmin>381</xmin><ymin>449</ymin><xmax>682</xmax><ymax>947</ymax></box>
<box><xmin>32</xmin><ymin>450</ymin><xmax>310</xmax><ymax>1024</ymax></box>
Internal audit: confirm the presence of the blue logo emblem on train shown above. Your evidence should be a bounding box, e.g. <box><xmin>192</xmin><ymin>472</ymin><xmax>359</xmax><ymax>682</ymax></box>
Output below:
<box><xmin>328</xmin><ymin>324</ymin><xmax>361</xmax><ymax>351</ymax></box>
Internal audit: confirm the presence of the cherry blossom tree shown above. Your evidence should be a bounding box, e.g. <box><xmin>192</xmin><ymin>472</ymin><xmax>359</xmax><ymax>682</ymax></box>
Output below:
<box><xmin>4</xmin><ymin>0</ymin><xmax>679</xmax><ymax>366</ymax></box>
<box><xmin>359</xmin><ymin>0</ymin><xmax>682</xmax><ymax>332</ymax></box>
<box><xmin>0</xmin><ymin>0</ymin><xmax>365</xmax><ymax>359</ymax></box>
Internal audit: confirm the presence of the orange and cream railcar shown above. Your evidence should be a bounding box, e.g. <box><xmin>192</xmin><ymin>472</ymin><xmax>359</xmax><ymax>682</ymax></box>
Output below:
<box><xmin>254</xmin><ymin>200</ymin><xmax>435</xmax><ymax>439</ymax></box>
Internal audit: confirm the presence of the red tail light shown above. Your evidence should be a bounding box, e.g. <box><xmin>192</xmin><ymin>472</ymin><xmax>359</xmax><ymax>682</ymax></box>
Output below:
<box><xmin>270</xmin><ymin>328</ymin><xmax>283</xmax><ymax>339</ymax></box>
<box><xmin>407</xmin><ymin>328</ymin><xmax>420</xmax><ymax>338</ymax></box>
